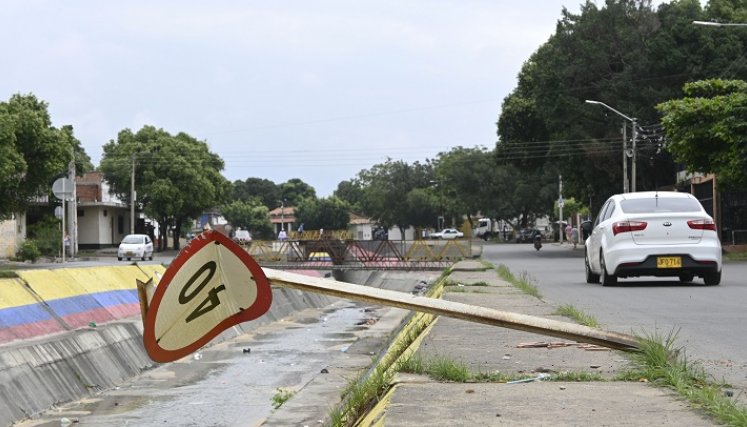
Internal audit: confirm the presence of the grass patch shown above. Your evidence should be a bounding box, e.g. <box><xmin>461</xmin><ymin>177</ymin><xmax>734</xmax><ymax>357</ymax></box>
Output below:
<box><xmin>0</xmin><ymin>270</ymin><xmax>19</xmax><ymax>278</ymax></box>
<box><xmin>443</xmin><ymin>280</ymin><xmax>489</xmax><ymax>287</ymax></box>
<box><xmin>471</xmin><ymin>371</ymin><xmax>518</xmax><ymax>383</ymax></box>
<box><xmin>496</xmin><ymin>264</ymin><xmax>541</xmax><ymax>299</ymax></box>
<box><xmin>271</xmin><ymin>387</ymin><xmax>295</xmax><ymax>409</ymax></box>
<box><xmin>480</xmin><ymin>260</ymin><xmax>496</xmax><ymax>270</ymax></box>
<box><xmin>396</xmin><ymin>355</ymin><xmax>469</xmax><ymax>382</ymax></box>
<box><xmin>398</xmin><ymin>355</ymin><xmax>605</xmax><ymax>384</ymax></box>
<box><xmin>329</xmin><ymin>365</ymin><xmax>394</xmax><ymax>426</ymax></box>
<box><xmin>549</xmin><ymin>371</ymin><xmax>605</xmax><ymax>382</ymax></box>
<box><xmin>445</xmin><ymin>287</ymin><xmax>489</xmax><ymax>294</ymax></box>
<box><xmin>618</xmin><ymin>330</ymin><xmax>747</xmax><ymax>426</ymax></box>
<box><xmin>724</xmin><ymin>251</ymin><xmax>747</xmax><ymax>262</ymax></box>
<box><xmin>554</xmin><ymin>304</ymin><xmax>600</xmax><ymax>328</ymax></box>
<box><xmin>427</xmin><ymin>356</ymin><xmax>470</xmax><ymax>382</ymax></box>
<box><xmin>443</xmin><ymin>280</ymin><xmax>490</xmax><ymax>294</ymax></box>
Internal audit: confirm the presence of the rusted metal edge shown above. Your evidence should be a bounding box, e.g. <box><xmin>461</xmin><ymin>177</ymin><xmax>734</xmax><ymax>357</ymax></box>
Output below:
<box><xmin>136</xmin><ymin>277</ymin><xmax>153</xmax><ymax>327</ymax></box>
<box><xmin>264</xmin><ymin>268</ymin><xmax>640</xmax><ymax>351</ymax></box>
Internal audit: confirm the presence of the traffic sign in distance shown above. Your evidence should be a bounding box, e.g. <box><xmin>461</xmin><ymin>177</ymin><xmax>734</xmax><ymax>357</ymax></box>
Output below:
<box><xmin>143</xmin><ymin>230</ymin><xmax>272</xmax><ymax>363</ymax></box>
<box><xmin>52</xmin><ymin>177</ymin><xmax>74</xmax><ymax>201</ymax></box>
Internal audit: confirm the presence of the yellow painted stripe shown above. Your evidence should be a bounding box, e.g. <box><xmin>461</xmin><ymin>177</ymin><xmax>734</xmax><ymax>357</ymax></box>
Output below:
<box><xmin>0</xmin><ymin>278</ymin><xmax>36</xmax><ymax>308</ymax></box>
<box><xmin>15</xmin><ymin>266</ymin><xmax>165</xmax><ymax>300</ymax></box>
<box><xmin>14</xmin><ymin>270</ymin><xmax>88</xmax><ymax>300</ymax></box>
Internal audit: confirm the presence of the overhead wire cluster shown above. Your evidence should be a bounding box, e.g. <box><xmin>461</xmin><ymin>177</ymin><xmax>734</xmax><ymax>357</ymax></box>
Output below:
<box><xmin>101</xmin><ymin>142</ymin><xmax>462</xmax><ymax>172</ymax></box>
<box><xmin>494</xmin><ymin>120</ymin><xmax>670</xmax><ymax>163</ymax></box>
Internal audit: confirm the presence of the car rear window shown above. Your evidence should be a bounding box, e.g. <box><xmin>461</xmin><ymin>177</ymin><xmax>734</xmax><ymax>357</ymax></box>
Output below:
<box><xmin>620</xmin><ymin>197</ymin><xmax>702</xmax><ymax>213</ymax></box>
<box><xmin>122</xmin><ymin>235</ymin><xmax>145</xmax><ymax>244</ymax></box>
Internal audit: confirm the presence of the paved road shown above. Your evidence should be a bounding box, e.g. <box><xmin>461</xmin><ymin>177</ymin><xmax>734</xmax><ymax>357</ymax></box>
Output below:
<box><xmin>481</xmin><ymin>242</ymin><xmax>747</xmax><ymax>400</ymax></box>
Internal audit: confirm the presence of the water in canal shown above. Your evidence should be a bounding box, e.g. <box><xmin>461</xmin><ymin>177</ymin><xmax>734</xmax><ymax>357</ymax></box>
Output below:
<box><xmin>19</xmin><ymin>300</ymin><xmax>376</xmax><ymax>427</ymax></box>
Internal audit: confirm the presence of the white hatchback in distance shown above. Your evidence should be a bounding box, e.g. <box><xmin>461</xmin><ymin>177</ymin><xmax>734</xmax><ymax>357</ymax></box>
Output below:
<box><xmin>117</xmin><ymin>234</ymin><xmax>154</xmax><ymax>261</ymax></box>
<box><xmin>584</xmin><ymin>191</ymin><xmax>722</xmax><ymax>286</ymax></box>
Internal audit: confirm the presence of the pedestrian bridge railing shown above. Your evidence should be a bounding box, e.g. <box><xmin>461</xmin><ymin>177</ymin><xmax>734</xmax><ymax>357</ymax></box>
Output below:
<box><xmin>238</xmin><ymin>239</ymin><xmax>472</xmax><ymax>270</ymax></box>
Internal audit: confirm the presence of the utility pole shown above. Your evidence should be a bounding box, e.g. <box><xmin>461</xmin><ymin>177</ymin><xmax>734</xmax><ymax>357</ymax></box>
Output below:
<box><xmin>558</xmin><ymin>175</ymin><xmax>564</xmax><ymax>244</ymax></box>
<box><xmin>280</xmin><ymin>199</ymin><xmax>285</xmax><ymax>232</ymax></box>
<box><xmin>131</xmin><ymin>153</ymin><xmax>136</xmax><ymax>234</ymax></box>
<box><xmin>631</xmin><ymin>118</ymin><xmax>638</xmax><ymax>192</ymax></box>
<box><xmin>68</xmin><ymin>150</ymin><xmax>77</xmax><ymax>259</ymax></box>
<box><xmin>622</xmin><ymin>123</ymin><xmax>629</xmax><ymax>193</ymax></box>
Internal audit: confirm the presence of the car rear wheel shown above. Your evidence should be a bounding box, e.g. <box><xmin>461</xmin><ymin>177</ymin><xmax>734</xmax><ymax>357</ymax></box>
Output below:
<box><xmin>585</xmin><ymin>250</ymin><xmax>599</xmax><ymax>284</ymax></box>
<box><xmin>600</xmin><ymin>252</ymin><xmax>617</xmax><ymax>287</ymax></box>
<box><xmin>678</xmin><ymin>273</ymin><xmax>694</xmax><ymax>283</ymax></box>
<box><xmin>703</xmin><ymin>271</ymin><xmax>721</xmax><ymax>286</ymax></box>
<box><xmin>117</xmin><ymin>257</ymin><xmax>122</xmax><ymax>261</ymax></box>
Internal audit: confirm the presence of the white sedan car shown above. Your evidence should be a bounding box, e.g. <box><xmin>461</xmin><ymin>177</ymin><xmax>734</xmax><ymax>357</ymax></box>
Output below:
<box><xmin>584</xmin><ymin>191</ymin><xmax>722</xmax><ymax>286</ymax></box>
<box><xmin>431</xmin><ymin>228</ymin><xmax>464</xmax><ymax>240</ymax></box>
<box><xmin>117</xmin><ymin>234</ymin><xmax>154</xmax><ymax>261</ymax></box>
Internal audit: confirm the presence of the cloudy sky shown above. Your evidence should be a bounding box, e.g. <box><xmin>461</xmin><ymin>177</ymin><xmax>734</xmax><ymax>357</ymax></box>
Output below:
<box><xmin>2</xmin><ymin>1</ymin><xmax>665</xmax><ymax>197</ymax></box>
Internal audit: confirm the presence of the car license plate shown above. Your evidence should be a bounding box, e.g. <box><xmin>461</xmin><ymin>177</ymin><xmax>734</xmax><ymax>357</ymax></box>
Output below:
<box><xmin>657</xmin><ymin>256</ymin><xmax>682</xmax><ymax>268</ymax></box>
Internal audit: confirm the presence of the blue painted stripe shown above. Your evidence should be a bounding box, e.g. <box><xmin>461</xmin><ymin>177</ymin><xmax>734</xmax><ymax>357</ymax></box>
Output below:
<box><xmin>0</xmin><ymin>304</ymin><xmax>53</xmax><ymax>328</ymax></box>
<box><xmin>0</xmin><ymin>289</ymin><xmax>139</xmax><ymax>328</ymax></box>
<box><xmin>47</xmin><ymin>289</ymin><xmax>139</xmax><ymax>317</ymax></box>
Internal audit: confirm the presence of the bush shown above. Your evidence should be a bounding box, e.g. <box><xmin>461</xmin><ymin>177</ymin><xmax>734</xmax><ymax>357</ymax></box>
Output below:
<box><xmin>27</xmin><ymin>216</ymin><xmax>62</xmax><ymax>257</ymax></box>
<box><xmin>17</xmin><ymin>240</ymin><xmax>42</xmax><ymax>262</ymax></box>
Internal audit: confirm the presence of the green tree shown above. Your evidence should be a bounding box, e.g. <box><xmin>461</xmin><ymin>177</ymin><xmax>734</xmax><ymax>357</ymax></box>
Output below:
<box><xmin>100</xmin><ymin>126</ymin><xmax>230</xmax><ymax>250</ymax></box>
<box><xmin>0</xmin><ymin>94</ymin><xmax>78</xmax><ymax>218</ymax></box>
<box><xmin>334</xmin><ymin>179</ymin><xmax>365</xmax><ymax>212</ymax></box>
<box><xmin>357</xmin><ymin>159</ymin><xmax>433</xmax><ymax>237</ymax></box>
<box><xmin>554</xmin><ymin>197</ymin><xmax>587</xmax><ymax>221</ymax></box>
<box><xmin>295</xmin><ymin>196</ymin><xmax>350</xmax><ymax>231</ymax></box>
<box><xmin>231</xmin><ymin>177</ymin><xmax>281</xmax><ymax>208</ymax></box>
<box><xmin>495</xmin><ymin>0</ymin><xmax>747</xmax><ymax>210</ymax></box>
<box><xmin>279</xmin><ymin>178</ymin><xmax>317</xmax><ymax>207</ymax></box>
<box><xmin>434</xmin><ymin>146</ymin><xmax>503</xmax><ymax>228</ymax></box>
<box><xmin>221</xmin><ymin>199</ymin><xmax>274</xmax><ymax>239</ymax></box>
<box><xmin>405</xmin><ymin>188</ymin><xmax>440</xmax><ymax>230</ymax></box>
<box><xmin>657</xmin><ymin>79</ymin><xmax>747</xmax><ymax>189</ymax></box>
<box><xmin>62</xmin><ymin>125</ymin><xmax>95</xmax><ymax>175</ymax></box>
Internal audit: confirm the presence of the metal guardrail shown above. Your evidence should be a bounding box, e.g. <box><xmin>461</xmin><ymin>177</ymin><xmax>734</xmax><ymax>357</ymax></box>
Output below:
<box><xmin>239</xmin><ymin>239</ymin><xmax>472</xmax><ymax>270</ymax></box>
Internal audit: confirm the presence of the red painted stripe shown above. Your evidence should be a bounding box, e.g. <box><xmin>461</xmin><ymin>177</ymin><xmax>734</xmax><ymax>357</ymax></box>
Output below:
<box><xmin>60</xmin><ymin>303</ymin><xmax>141</xmax><ymax>328</ymax></box>
<box><xmin>0</xmin><ymin>319</ymin><xmax>67</xmax><ymax>344</ymax></box>
<box><xmin>0</xmin><ymin>303</ymin><xmax>142</xmax><ymax>344</ymax></box>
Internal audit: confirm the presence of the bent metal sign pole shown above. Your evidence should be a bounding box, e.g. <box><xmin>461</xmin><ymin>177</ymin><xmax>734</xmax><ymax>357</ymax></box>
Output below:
<box><xmin>139</xmin><ymin>230</ymin><xmax>638</xmax><ymax>363</ymax></box>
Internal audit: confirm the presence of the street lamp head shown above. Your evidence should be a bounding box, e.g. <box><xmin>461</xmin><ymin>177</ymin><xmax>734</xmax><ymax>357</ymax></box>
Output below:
<box><xmin>585</xmin><ymin>100</ymin><xmax>602</xmax><ymax>105</ymax></box>
<box><xmin>693</xmin><ymin>20</ymin><xmax>720</xmax><ymax>26</ymax></box>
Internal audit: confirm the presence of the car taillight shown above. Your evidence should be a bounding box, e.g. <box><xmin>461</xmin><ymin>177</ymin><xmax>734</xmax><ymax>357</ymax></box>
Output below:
<box><xmin>688</xmin><ymin>219</ymin><xmax>716</xmax><ymax>231</ymax></box>
<box><xmin>612</xmin><ymin>221</ymin><xmax>647</xmax><ymax>235</ymax></box>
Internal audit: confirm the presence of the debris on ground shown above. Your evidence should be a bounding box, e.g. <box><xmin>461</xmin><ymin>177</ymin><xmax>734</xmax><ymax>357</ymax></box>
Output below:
<box><xmin>516</xmin><ymin>341</ymin><xmax>612</xmax><ymax>351</ymax></box>
<box><xmin>507</xmin><ymin>373</ymin><xmax>550</xmax><ymax>384</ymax></box>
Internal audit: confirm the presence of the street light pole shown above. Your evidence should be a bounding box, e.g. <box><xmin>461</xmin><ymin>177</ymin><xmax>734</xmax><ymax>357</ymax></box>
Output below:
<box><xmin>585</xmin><ymin>100</ymin><xmax>639</xmax><ymax>192</ymax></box>
<box><xmin>280</xmin><ymin>199</ymin><xmax>285</xmax><ymax>232</ymax></box>
<box><xmin>631</xmin><ymin>117</ymin><xmax>638</xmax><ymax>192</ymax></box>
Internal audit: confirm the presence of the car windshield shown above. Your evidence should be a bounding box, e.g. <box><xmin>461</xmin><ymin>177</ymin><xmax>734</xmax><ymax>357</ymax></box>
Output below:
<box><xmin>122</xmin><ymin>235</ymin><xmax>145</xmax><ymax>244</ymax></box>
<box><xmin>620</xmin><ymin>197</ymin><xmax>702</xmax><ymax>213</ymax></box>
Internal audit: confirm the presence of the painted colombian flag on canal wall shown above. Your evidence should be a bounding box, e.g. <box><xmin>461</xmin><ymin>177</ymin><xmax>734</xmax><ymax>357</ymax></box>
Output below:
<box><xmin>0</xmin><ymin>265</ymin><xmax>165</xmax><ymax>345</ymax></box>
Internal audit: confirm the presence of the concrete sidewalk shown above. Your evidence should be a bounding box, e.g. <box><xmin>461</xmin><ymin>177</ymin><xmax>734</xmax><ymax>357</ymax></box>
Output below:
<box><xmin>377</xmin><ymin>260</ymin><xmax>717</xmax><ymax>426</ymax></box>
